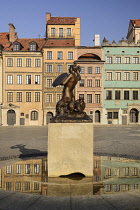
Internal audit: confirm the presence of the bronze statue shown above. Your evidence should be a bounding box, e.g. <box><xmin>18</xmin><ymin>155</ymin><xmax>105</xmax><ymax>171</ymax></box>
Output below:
<box><xmin>51</xmin><ymin>65</ymin><xmax>92</xmax><ymax>122</ymax></box>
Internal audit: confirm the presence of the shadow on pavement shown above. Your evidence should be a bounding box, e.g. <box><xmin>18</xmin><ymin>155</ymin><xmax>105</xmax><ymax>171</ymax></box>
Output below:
<box><xmin>11</xmin><ymin>144</ymin><xmax>47</xmax><ymax>158</ymax></box>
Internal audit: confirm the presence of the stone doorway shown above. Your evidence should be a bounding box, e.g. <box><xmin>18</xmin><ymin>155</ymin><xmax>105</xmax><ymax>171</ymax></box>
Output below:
<box><xmin>95</xmin><ymin>110</ymin><xmax>100</xmax><ymax>123</ymax></box>
<box><xmin>130</xmin><ymin>108</ymin><xmax>139</xmax><ymax>123</ymax></box>
<box><xmin>7</xmin><ymin>109</ymin><xmax>16</xmax><ymax>125</ymax></box>
<box><xmin>46</xmin><ymin>112</ymin><xmax>53</xmax><ymax>124</ymax></box>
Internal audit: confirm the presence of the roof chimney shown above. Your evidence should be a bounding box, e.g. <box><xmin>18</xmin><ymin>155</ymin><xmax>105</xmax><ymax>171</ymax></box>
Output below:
<box><xmin>46</xmin><ymin>13</ymin><xmax>51</xmax><ymax>24</ymax></box>
<box><xmin>94</xmin><ymin>34</ymin><xmax>100</xmax><ymax>46</ymax></box>
<box><xmin>9</xmin><ymin>23</ymin><xmax>18</xmax><ymax>42</ymax></box>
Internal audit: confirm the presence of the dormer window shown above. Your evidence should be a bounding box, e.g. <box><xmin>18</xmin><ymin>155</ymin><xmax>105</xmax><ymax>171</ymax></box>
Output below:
<box><xmin>13</xmin><ymin>42</ymin><xmax>20</xmax><ymax>51</ymax></box>
<box><xmin>30</xmin><ymin>42</ymin><xmax>37</xmax><ymax>51</ymax></box>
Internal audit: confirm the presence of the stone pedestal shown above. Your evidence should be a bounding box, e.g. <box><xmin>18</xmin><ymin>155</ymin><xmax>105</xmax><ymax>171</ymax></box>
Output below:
<box><xmin>48</xmin><ymin>123</ymin><xmax>93</xmax><ymax>177</ymax></box>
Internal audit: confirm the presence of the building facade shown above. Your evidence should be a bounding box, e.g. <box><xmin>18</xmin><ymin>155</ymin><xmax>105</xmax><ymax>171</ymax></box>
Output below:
<box><xmin>74</xmin><ymin>46</ymin><xmax>104</xmax><ymax>123</ymax></box>
<box><xmin>43</xmin><ymin>13</ymin><xmax>80</xmax><ymax>125</ymax></box>
<box><xmin>1</xmin><ymin>24</ymin><xmax>45</xmax><ymax>126</ymax></box>
<box><xmin>102</xmin><ymin>38</ymin><xmax>140</xmax><ymax>125</ymax></box>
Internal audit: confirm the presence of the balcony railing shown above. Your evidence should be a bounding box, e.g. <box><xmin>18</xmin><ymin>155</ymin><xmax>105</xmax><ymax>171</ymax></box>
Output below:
<box><xmin>47</xmin><ymin>34</ymin><xmax>74</xmax><ymax>38</ymax></box>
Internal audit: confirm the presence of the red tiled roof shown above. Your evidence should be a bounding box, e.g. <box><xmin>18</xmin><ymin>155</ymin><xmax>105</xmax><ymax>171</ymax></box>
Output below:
<box><xmin>0</xmin><ymin>33</ymin><xmax>11</xmax><ymax>49</ymax></box>
<box><xmin>47</xmin><ymin>17</ymin><xmax>76</xmax><ymax>25</ymax></box>
<box><xmin>44</xmin><ymin>39</ymin><xmax>75</xmax><ymax>47</ymax></box>
<box><xmin>78</xmin><ymin>53</ymin><xmax>101</xmax><ymax>61</ymax></box>
<box><xmin>131</xmin><ymin>19</ymin><xmax>140</xmax><ymax>27</ymax></box>
<box><xmin>6</xmin><ymin>38</ymin><xmax>46</xmax><ymax>51</ymax></box>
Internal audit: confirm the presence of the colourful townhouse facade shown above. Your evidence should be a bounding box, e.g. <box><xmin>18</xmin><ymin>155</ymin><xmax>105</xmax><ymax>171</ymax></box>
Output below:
<box><xmin>42</xmin><ymin>13</ymin><xmax>80</xmax><ymax>124</ymax></box>
<box><xmin>1</xmin><ymin>24</ymin><xmax>46</xmax><ymax>126</ymax></box>
<box><xmin>74</xmin><ymin>46</ymin><xmax>104</xmax><ymax>123</ymax></box>
<box><xmin>102</xmin><ymin>38</ymin><xmax>140</xmax><ymax>125</ymax></box>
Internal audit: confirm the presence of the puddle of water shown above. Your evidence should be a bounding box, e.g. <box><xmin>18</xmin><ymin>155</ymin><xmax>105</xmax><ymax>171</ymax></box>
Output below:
<box><xmin>0</xmin><ymin>155</ymin><xmax>140</xmax><ymax>196</ymax></box>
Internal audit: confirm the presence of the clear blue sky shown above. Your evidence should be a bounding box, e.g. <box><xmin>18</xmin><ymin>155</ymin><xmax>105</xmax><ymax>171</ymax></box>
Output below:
<box><xmin>1</xmin><ymin>0</ymin><xmax>140</xmax><ymax>46</ymax></box>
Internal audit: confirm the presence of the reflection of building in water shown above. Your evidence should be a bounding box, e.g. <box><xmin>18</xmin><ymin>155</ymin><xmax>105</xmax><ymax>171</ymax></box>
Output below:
<box><xmin>1</xmin><ymin>158</ymin><xmax>47</xmax><ymax>195</ymax></box>
<box><xmin>101</xmin><ymin>156</ymin><xmax>140</xmax><ymax>194</ymax></box>
<box><xmin>93</xmin><ymin>156</ymin><xmax>102</xmax><ymax>195</ymax></box>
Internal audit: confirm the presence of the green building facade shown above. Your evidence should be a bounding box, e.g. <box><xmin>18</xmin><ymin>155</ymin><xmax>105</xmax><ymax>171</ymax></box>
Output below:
<box><xmin>102</xmin><ymin>39</ymin><xmax>140</xmax><ymax>125</ymax></box>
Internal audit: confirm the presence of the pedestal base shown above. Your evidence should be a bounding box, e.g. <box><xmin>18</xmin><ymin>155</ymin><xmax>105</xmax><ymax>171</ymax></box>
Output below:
<box><xmin>48</xmin><ymin>123</ymin><xmax>93</xmax><ymax>177</ymax></box>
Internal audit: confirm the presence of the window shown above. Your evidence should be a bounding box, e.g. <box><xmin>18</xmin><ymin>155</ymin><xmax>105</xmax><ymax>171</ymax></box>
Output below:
<box><xmin>108</xmin><ymin>112</ymin><xmax>119</xmax><ymax>119</ymax></box>
<box><xmin>79</xmin><ymin>94</ymin><xmax>84</xmax><ymax>99</ymax></box>
<box><xmin>133</xmin><ymin>91</ymin><xmax>138</xmax><ymax>100</ymax></box>
<box><xmin>124</xmin><ymin>167</ymin><xmax>129</xmax><ymax>176</ymax></box>
<box><xmin>47</xmin><ymin>64</ymin><xmax>52</xmax><ymax>73</ymax></box>
<box><xmin>124</xmin><ymin>72</ymin><xmax>130</xmax><ymax>80</ymax></box>
<box><xmin>132</xmin><ymin>167</ymin><xmax>138</xmax><ymax>176</ymax></box>
<box><xmin>115</xmin><ymin>72</ymin><xmax>121</xmax><ymax>80</ymax></box>
<box><xmin>34</xmin><ymin>182</ymin><xmax>39</xmax><ymax>190</ymax></box>
<box><xmin>47</xmin><ymin>51</ymin><xmax>52</xmax><ymax>59</ymax></box>
<box><xmin>68</xmin><ymin>51</ymin><xmax>73</xmax><ymax>60</ymax></box>
<box><xmin>7</xmin><ymin>92</ymin><xmax>13</xmax><ymax>102</ymax></box>
<box><xmin>80</xmin><ymin>67</ymin><xmax>84</xmax><ymax>74</ymax></box>
<box><xmin>114</xmin><ymin>185</ymin><xmax>120</xmax><ymax>192</ymax></box>
<box><xmin>34</xmin><ymin>164</ymin><xmax>40</xmax><ymax>174</ymax></box>
<box><xmin>31</xmin><ymin>111</ymin><xmax>38</xmax><ymax>120</ymax></box>
<box><xmin>17</xmin><ymin>92</ymin><xmax>22</xmax><ymax>102</ymax></box>
<box><xmin>79</xmin><ymin>79</ymin><xmax>84</xmax><ymax>87</ymax></box>
<box><xmin>26</xmin><ymin>92</ymin><xmax>31</xmax><ymax>102</ymax></box>
<box><xmin>15</xmin><ymin>182</ymin><xmax>21</xmax><ymax>191</ymax></box>
<box><xmin>95</xmin><ymin>94</ymin><xmax>100</xmax><ymax>103</ymax></box>
<box><xmin>95</xmin><ymin>67</ymin><xmax>100</xmax><ymax>74</ymax></box>
<box><xmin>87</xmin><ymin>79</ymin><xmax>92</xmax><ymax>87</ymax></box>
<box><xmin>107</xmin><ymin>112</ymin><xmax>112</xmax><ymax>119</ymax></box>
<box><xmin>47</xmin><ymin>79</ymin><xmax>52</xmax><ymax>87</ymax></box>
<box><xmin>94</xmin><ymin>175</ymin><xmax>99</xmax><ymax>181</ymax></box>
<box><xmin>95</xmin><ymin>80</ymin><xmax>100</xmax><ymax>87</ymax></box>
<box><xmin>24</xmin><ymin>182</ymin><xmax>30</xmax><ymax>191</ymax></box>
<box><xmin>57</xmin><ymin>51</ymin><xmax>63</xmax><ymax>59</ymax></box>
<box><xmin>132</xmin><ymin>184</ymin><xmax>138</xmax><ymax>190</ymax></box>
<box><xmin>16</xmin><ymin>164</ymin><xmax>21</xmax><ymax>174</ymax></box>
<box><xmin>35</xmin><ymin>59</ymin><xmax>41</xmax><ymax>67</ymax></box>
<box><xmin>13</xmin><ymin>42</ymin><xmax>19</xmax><ymax>51</ymax></box>
<box><xmin>57</xmin><ymin>94</ymin><xmax>62</xmax><ymax>102</ymax></box>
<box><xmin>124</xmin><ymin>91</ymin><xmax>129</xmax><ymax>100</ymax></box>
<box><xmin>6</xmin><ymin>182</ymin><xmax>12</xmax><ymax>191</ymax></box>
<box><xmin>17</xmin><ymin>58</ymin><xmax>22</xmax><ymax>67</ymax></box>
<box><xmin>88</xmin><ymin>67</ymin><xmax>92</xmax><ymax>74</ymax></box>
<box><xmin>46</xmin><ymin>94</ymin><xmax>52</xmax><ymax>103</ymax></box>
<box><xmin>106</xmin><ymin>168</ymin><xmax>111</xmax><ymax>176</ymax></box>
<box><xmin>87</xmin><ymin>94</ymin><xmax>92</xmax><ymax>103</ymax></box>
<box><xmin>106</xmin><ymin>56</ymin><xmax>112</xmax><ymax>63</ymax></box>
<box><xmin>115</xmin><ymin>57</ymin><xmax>121</xmax><ymax>63</ymax></box>
<box><xmin>59</xmin><ymin>28</ymin><xmax>63</xmax><ymax>37</ymax></box>
<box><xmin>51</xmin><ymin>28</ymin><xmax>56</xmax><ymax>36</ymax></box>
<box><xmin>6</xmin><ymin>165</ymin><xmax>12</xmax><ymax>174</ymax></box>
<box><xmin>7</xmin><ymin>75</ymin><xmax>13</xmax><ymax>84</ymax></box>
<box><xmin>26</xmin><ymin>75</ymin><xmax>31</xmax><ymax>84</ymax></box>
<box><xmin>57</xmin><ymin>65</ymin><xmax>63</xmax><ymax>73</ymax></box>
<box><xmin>106</xmin><ymin>90</ymin><xmax>112</xmax><ymax>100</ymax></box>
<box><xmin>35</xmin><ymin>75</ymin><xmax>40</xmax><ymax>84</ymax></box>
<box><xmin>25</xmin><ymin>164</ymin><xmax>30</xmax><ymax>174</ymax></box>
<box><xmin>35</xmin><ymin>92</ymin><xmax>40</xmax><ymax>102</ymax></box>
<box><xmin>133</xmin><ymin>57</ymin><xmax>139</xmax><ymax>64</ymax></box>
<box><xmin>106</xmin><ymin>185</ymin><xmax>111</xmax><ymax>192</ymax></box>
<box><xmin>133</xmin><ymin>72</ymin><xmax>138</xmax><ymax>80</ymax></box>
<box><xmin>106</xmin><ymin>72</ymin><xmax>112</xmax><ymax>80</ymax></box>
<box><xmin>7</xmin><ymin>58</ymin><xmax>13</xmax><ymax>67</ymax></box>
<box><xmin>124</xmin><ymin>57</ymin><xmax>130</xmax><ymax>64</ymax></box>
<box><xmin>115</xmin><ymin>90</ymin><xmax>121</xmax><ymax>100</ymax></box>
<box><xmin>17</xmin><ymin>75</ymin><xmax>22</xmax><ymax>84</ymax></box>
<box><xmin>67</xmin><ymin>28</ymin><xmax>71</xmax><ymax>36</ymax></box>
<box><xmin>122</xmin><ymin>184</ymin><xmax>129</xmax><ymax>191</ymax></box>
<box><xmin>30</xmin><ymin>42</ymin><xmax>36</xmax><ymax>51</ymax></box>
<box><xmin>94</xmin><ymin>160</ymin><xmax>99</xmax><ymax>168</ymax></box>
<box><xmin>26</xmin><ymin>58</ymin><xmax>31</xmax><ymax>67</ymax></box>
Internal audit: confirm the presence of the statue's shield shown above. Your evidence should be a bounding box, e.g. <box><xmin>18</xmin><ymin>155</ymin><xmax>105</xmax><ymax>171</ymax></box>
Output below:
<box><xmin>52</xmin><ymin>73</ymin><xmax>69</xmax><ymax>87</ymax></box>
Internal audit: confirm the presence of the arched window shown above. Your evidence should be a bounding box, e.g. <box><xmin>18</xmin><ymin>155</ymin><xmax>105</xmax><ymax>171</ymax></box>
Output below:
<box><xmin>31</xmin><ymin>111</ymin><xmax>38</xmax><ymax>120</ymax></box>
